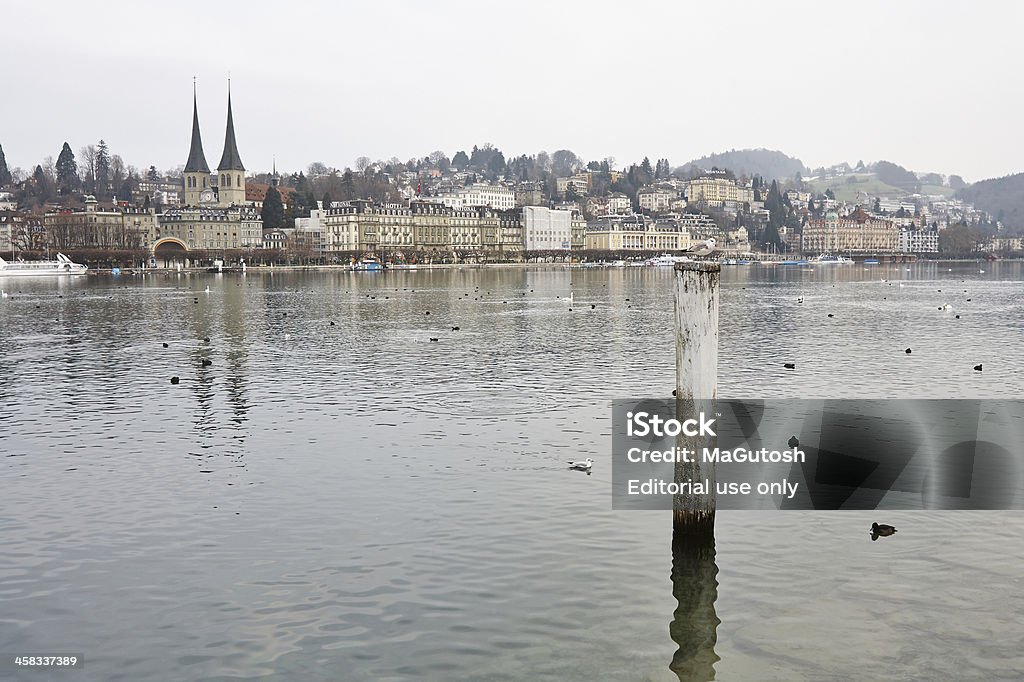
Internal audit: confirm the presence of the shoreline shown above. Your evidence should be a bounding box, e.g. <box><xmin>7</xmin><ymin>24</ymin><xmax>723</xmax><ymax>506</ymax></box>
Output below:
<box><xmin>82</xmin><ymin>257</ymin><xmax>1007</xmax><ymax>275</ymax></box>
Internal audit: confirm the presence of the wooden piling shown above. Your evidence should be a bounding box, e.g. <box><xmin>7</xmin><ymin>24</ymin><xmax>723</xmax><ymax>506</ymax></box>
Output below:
<box><xmin>673</xmin><ymin>261</ymin><xmax>719</xmax><ymax>536</ymax></box>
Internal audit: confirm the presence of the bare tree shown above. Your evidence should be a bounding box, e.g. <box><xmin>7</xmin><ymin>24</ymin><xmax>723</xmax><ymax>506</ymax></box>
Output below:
<box><xmin>355</xmin><ymin>156</ymin><xmax>371</xmax><ymax>173</ymax></box>
<box><xmin>79</xmin><ymin>145</ymin><xmax>97</xmax><ymax>194</ymax></box>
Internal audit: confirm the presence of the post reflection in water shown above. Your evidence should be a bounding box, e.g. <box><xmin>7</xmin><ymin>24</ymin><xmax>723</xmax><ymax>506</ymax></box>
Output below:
<box><xmin>669</xmin><ymin>530</ymin><xmax>721</xmax><ymax>681</ymax></box>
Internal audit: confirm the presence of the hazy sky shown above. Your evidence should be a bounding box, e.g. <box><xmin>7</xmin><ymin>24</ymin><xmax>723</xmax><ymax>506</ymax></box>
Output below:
<box><xmin>2</xmin><ymin>1</ymin><xmax>1020</xmax><ymax>181</ymax></box>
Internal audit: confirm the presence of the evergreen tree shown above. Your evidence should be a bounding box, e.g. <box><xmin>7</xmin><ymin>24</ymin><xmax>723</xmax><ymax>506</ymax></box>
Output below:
<box><xmin>640</xmin><ymin>157</ymin><xmax>653</xmax><ymax>179</ymax></box>
<box><xmin>0</xmin><ymin>144</ymin><xmax>11</xmax><ymax>187</ymax></box>
<box><xmin>30</xmin><ymin>165</ymin><xmax>55</xmax><ymax>204</ymax></box>
<box><xmin>95</xmin><ymin>140</ymin><xmax>111</xmax><ymax>199</ymax></box>
<box><xmin>119</xmin><ymin>172</ymin><xmax>136</xmax><ymax>204</ymax></box>
<box><xmin>147</xmin><ymin>165</ymin><xmax>160</xmax><ymax>181</ymax></box>
<box><xmin>487</xmin><ymin>151</ymin><xmax>506</xmax><ymax>178</ymax></box>
<box><xmin>321</xmin><ymin>191</ymin><xmax>332</xmax><ymax>209</ymax></box>
<box><xmin>56</xmin><ymin>142</ymin><xmax>79</xmax><ymax>195</ymax></box>
<box><xmin>873</xmin><ymin>197</ymin><xmax>882</xmax><ymax>213</ymax></box>
<box><xmin>262</xmin><ymin>186</ymin><xmax>286</xmax><ymax>228</ymax></box>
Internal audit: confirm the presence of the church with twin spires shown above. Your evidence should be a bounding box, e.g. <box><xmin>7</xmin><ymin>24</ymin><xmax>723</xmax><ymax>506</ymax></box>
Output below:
<box><xmin>183</xmin><ymin>84</ymin><xmax>246</xmax><ymax>207</ymax></box>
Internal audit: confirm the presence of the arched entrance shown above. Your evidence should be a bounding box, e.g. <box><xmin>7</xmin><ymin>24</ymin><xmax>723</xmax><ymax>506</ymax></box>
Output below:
<box><xmin>153</xmin><ymin>238</ymin><xmax>189</xmax><ymax>267</ymax></box>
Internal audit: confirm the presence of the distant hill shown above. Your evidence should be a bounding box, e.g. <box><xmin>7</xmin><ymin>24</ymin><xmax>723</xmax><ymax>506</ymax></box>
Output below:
<box><xmin>677</xmin><ymin>149</ymin><xmax>807</xmax><ymax>181</ymax></box>
<box><xmin>872</xmin><ymin>160</ymin><xmax>920</xmax><ymax>193</ymax></box>
<box><xmin>957</xmin><ymin>173</ymin><xmax>1024</xmax><ymax>230</ymax></box>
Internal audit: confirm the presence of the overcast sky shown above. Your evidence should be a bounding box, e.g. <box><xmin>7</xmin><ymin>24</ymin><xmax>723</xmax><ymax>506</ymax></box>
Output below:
<box><xmin>2</xmin><ymin>1</ymin><xmax>1020</xmax><ymax>181</ymax></box>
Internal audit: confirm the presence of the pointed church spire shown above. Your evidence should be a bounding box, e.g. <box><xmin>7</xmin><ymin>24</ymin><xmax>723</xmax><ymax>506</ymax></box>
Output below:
<box><xmin>217</xmin><ymin>81</ymin><xmax>245</xmax><ymax>171</ymax></box>
<box><xmin>184</xmin><ymin>80</ymin><xmax>211</xmax><ymax>173</ymax></box>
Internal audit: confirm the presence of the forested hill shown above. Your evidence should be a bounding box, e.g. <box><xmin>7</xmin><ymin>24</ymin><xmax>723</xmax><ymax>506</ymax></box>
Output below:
<box><xmin>677</xmin><ymin>149</ymin><xmax>807</xmax><ymax>181</ymax></box>
<box><xmin>957</xmin><ymin>173</ymin><xmax>1024</xmax><ymax>230</ymax></box>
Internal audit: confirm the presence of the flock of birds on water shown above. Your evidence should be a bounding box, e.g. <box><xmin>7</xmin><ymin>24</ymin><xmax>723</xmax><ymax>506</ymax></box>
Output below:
<box><xmin>1</xmin><ymin>264</ymin><xmax>1003</xmax><ymax>542</ymax></box>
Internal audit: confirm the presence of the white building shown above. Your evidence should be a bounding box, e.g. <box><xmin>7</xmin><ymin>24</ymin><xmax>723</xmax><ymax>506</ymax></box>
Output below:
<box><xmin>0</xmin><ymin>190</ymin><xmax>16</xmax><ymax>211</ymax></box>
<box><xmin>523</xmin><ymin>206</ymin><xmax>572</xmax><ymax>251</ymax></box>
<box><xmin>638</xmin><ymin>188</ymin><xmax>675</xmax><ymax>213</ymax></box>
<box><xmin>608</xmin><ymin>193</ymin><xmax>632</xmax><ymax>213</ymax></box>
<box><xmin>433</xmin><ymin>183</ymin><xmax>515</xmax><ymax>211</ymax></box>
<box><xmin>898</xmin><ymin>227</ymin><xmax>939</xmax><ymax>253</ymax></box>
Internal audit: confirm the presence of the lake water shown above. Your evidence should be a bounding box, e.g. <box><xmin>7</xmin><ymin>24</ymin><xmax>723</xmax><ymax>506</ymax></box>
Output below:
<box><xmin>2</xmin><ymin>262</ymin><xmax>1023</xmax><ymax>681</ymax></box>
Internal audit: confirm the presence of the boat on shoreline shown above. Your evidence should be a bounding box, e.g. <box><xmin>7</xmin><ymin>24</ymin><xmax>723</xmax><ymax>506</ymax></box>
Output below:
<box><xmin>352</xmin><ymin>257</ymin><xmax>384</xmax><ymax>272</ymax></box>
<box><xmin>812</xmin><ymin>253</ymin><xmax>855</xmax><ymax>264</ymax></box>
<box><xmin>646</xmin><ymin>253</ymin><xmax>693</xmax><ymax>267</ymax></box>
<box><xmin>0</xmin><ymin>253</ymin><xmax>88</xmax><ymax>277</ymax></box>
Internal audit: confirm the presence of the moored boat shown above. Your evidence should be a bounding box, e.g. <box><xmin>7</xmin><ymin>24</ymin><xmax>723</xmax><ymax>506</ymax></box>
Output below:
<box><xmin>646</xmin><ymin>253</ymin><xmax>692</xmax><ymax>267</ymax></box>
<box><xmin>0</xmin><ymin>253</ymin><xmax>87</xmax><ymax>277</ymax></box>
<box><xmin>812</xmin><ymin>253</ymin><xmax>855</xmax><ymax>264</ymax></box>
<box><xmin>352</xmin><ymin>257</ymin><xmax>384</xmax><ymax>272</ymax></box>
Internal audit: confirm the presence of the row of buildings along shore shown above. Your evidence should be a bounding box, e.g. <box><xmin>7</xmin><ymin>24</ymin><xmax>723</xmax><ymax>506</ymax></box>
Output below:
<box><xmin>0</xmin><ymin>89</ymin><xmax>1015</xmax><ymax>262</ymax></box>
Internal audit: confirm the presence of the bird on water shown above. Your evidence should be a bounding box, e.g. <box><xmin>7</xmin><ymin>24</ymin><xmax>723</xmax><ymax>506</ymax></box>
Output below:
<box><xmin>870</xmin><ymin>522</ymin><xmax>897</xmax><ymax>541</ymax></box>
<box><xmin>568</xmin><ymin>458</ymin><xmax>593</xmax><ymax>471</ymax></box>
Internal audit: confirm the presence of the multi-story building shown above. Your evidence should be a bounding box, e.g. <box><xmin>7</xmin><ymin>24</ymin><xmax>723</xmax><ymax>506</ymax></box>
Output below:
<box><xmin>677</xmin><ymin>213</ymin><xmax>720</xmax><ymax>236</ymax></box>
<box><xmin>523</xmin><ymin>206</ymin><xmax>572</xmax><ymax>251</ymax></box>
<box><xmin>514</xmin><ymin>182</ymin><xmax>545</xmax><ymax>207</ymax></box>
<box><xmin>433</xmin><ymin>183</ymin><xmax>515</xmax><ymax>211</ymax></box>
<box><xmin>556</xmin><ymin>173</ymin><xmax>592</xmax><ymax>196</ymax></box>
<box><xmin>44</xmin><ymin>196</ymin><xmax>147</xmax><ymax>249</ymax></box>
<box><xmin>898</xmin><ymin>227</ymin><xmax>939</xmax><ymax>253</ymax></box>
<box><xmin>801</xmin><ymin>209</ymin><xmax>898</xmax><ymax>254</ymax></box>
<box><xmin>137</xmin><ymin>178</ymin><xmax>184</xmax><ymax>206</ymax></box>
<box><xmin>607</xmin><ymin>193</ymin><xmax>632</xmax><ymax>214</ymax></box>
<box><xmin>585</xmin><ymin>214</ymin><xmax>693</xmax><ymax>252</ymax></box>
<box><xmin>293</xmin><ymin>205</ymin><xmax>326</xmax><ymax>256</ymax></box>
<box><xmin>123</xmin><ymin>206</ymin><xmax>159</xmax><ymax>246</ymax></box>
<box><xmin>685</xmin><ymin>176</ymin><xmax>754</xmax><ymax>212</ymax></box>
<box><xmin>318</xmin><ymin>200</ymin><xmax>525</xmax><ymax>260</ymax></box>
<box><xmin>638</xmin><ymin>188</ymin><xmax>675</xmax><ymax>214</ymax></box>
<box><xmin>157</xmin><ymin>204</ymin><xmax>262</xmax><ymax>251</ymax></box>
<box><xmin>0</xmin><ymin>210</ymin><xmax>17</xmax><ymax>252</ymax></box>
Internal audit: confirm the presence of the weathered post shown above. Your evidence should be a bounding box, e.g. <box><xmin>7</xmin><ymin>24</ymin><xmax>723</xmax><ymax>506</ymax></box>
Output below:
<box><xmin>673</xmin><ymin>261</ymin><xmax>719</xmax><ymax>536</ymax></box>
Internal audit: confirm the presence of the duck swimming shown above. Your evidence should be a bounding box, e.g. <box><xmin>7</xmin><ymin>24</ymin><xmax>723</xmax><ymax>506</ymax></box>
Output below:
<box><xmin>870</xmin><ymin>522</ymin><xmax>897</xmax><ymax>541</ymax></box>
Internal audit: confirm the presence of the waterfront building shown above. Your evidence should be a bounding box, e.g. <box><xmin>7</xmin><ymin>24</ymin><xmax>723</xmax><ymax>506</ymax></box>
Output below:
<box><xmin>157</xmin><ymin>204</ymin><xmax>262</xmax><ymax>251</ymax></box>
<box><xmin>801</xmin><ymin>208</ymin><xmax>898</xmax><ymax>254</ymax></box>
<box><xmin>898</xmin><ymin>226</ymin><xmax>939</xmax><ymax>253</ymax></box>
<box><xmin>585</xmin><ymin>214</ymin><xmax>693</xmax><ymax>252</ymax></box>
<box><xmin>523</xmin><ymin>206</ymin><xmax>573</xmax><ymax>251</ymax></box>
<box><xmin>44</xmin><ymin>196</ymin><xmax>147</xmax><ymax>250</ymax></box>
<box><xmin>0</xmin><ymin>211</ymin><xmax>16</xmax><ymax>252</ymax></box>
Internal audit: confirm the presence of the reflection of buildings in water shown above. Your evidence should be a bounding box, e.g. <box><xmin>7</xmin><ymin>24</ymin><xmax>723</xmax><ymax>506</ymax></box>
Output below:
<box><xmin>669</xmin><ymin>531</ymin><xmax>721</xmax><ymax>681</ymax></box>
<box><xmin>186</xmin><ymin>278</ymin><xmax>251</xmax><ymax>468</ymax></box>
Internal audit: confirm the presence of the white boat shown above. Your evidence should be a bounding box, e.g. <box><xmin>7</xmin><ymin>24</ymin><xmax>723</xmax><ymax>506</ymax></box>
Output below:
<box><xmin>811</xmin><ymin>253</ymin><xmax>854</xmax><ymax>264</ymax></box>
<box><xmin>351</xmin><ymin>257</ymin><xmax>384</xmax><ymax>272</ymax></box>
<box><xmin>0</xmin><ymin>253</ymin><xmax>88</xmax><ymax>277</ymax></box>
<box><xmin>646</xmin><ymin>253</ymin><xmax>693</xmax><ymax>267</ymax></box>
